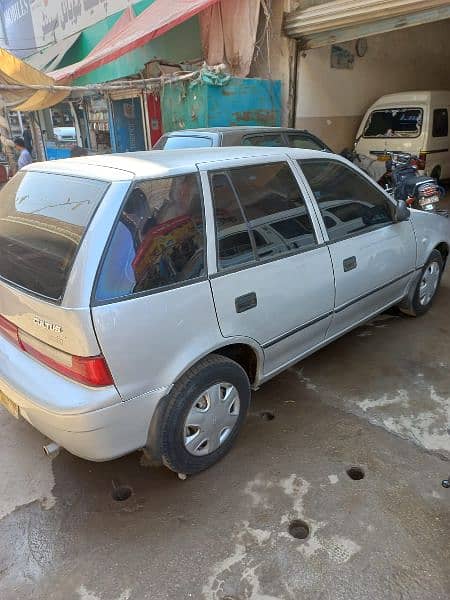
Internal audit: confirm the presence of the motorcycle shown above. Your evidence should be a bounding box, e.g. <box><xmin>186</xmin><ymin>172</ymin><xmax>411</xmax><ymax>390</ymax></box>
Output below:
<box><xmin>341</xmin><ymin>147</ymin><xmax>392</xmax><ymax>182</ymax></box>
<box><xmin>377</xmin><ymin>152</ymin><xmax>447</xmax><ymax>215</ymax></box>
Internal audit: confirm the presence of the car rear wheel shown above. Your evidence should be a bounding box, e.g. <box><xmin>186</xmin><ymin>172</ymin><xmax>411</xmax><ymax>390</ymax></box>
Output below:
<box><xmin>401</xmin><ymin>250</ymin><xmax>443</xmax><ymax>317</ymax></box>
<box><xmin>159</xmin><ymin>354</ymin><xmax>250</xmax><ymax>475</ymax></box>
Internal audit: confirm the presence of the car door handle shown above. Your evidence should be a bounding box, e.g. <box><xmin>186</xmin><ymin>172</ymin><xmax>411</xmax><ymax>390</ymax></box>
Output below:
<box><xmin>343</xmin><ymin>256</ymin><xmax>357</xmax><ymax>272</ymax></box>
<box><xmin>235</xmin><ymin>292</ymin><xmax>257</xmax><ymax>313</ymax></box>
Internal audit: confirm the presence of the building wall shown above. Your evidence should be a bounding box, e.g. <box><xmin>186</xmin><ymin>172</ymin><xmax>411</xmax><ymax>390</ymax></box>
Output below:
<box><xmin>295</xmin><ymin>19</ymin><xmax>450</xmax><ymax>152</ymax></box>
<box><xmin>250</xmin><ymin>0</ymin><xmax>297</xmax><ymax>126</ymax></box>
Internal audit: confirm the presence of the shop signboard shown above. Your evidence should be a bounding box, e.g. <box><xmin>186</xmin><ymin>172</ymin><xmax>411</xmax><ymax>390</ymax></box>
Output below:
<box><xmin>2</xmin><ymin>0</ymin><xmax>142</xmax><ymax>53</ymax></box>
<box><xmin>1</xmin><ymin>0</ymin><xmax>36</xmax><ymax>57</ymax></box>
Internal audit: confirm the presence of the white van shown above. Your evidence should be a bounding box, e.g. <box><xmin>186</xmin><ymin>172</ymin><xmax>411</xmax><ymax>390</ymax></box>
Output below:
<box><xmin>355</xmin><ymin>91</ymin><xmax>450</xmax><ymax>180</ymax></box>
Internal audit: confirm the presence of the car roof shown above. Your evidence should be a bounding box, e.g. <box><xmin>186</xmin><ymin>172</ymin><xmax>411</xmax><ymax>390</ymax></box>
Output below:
<box><xmin>25</xmin><ymin>146</ymin><xmax>332</xmax><ymax>180</ymax></box>
<box><xmin>162</xmin><ymin>126</ymin><xmax>311</xmax><ymax>136</ymax></box>
<box><xmin>369</xmin><ymin>90</ymin><xmax>450</xmax><ymax>106</ymax></box>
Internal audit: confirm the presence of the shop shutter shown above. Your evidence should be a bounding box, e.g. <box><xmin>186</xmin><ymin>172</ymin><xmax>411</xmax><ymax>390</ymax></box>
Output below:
<box><xmin>284</xmin><ymin>0</ymin><xmax>450</xmax><ymax>48</ymax></box>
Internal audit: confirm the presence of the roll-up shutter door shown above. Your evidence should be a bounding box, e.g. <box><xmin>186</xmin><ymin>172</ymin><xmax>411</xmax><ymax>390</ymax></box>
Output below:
<box><xmin>284</xmin><ymin>0</ymin><xmax>450</xmax><ymax>48</ymax></box>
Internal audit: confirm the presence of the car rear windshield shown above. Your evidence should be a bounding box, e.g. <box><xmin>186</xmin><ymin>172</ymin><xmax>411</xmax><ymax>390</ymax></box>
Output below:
<box><xmin>0</xmin><ymin>171</ymin><xmax>109</xmax><ymax>301</ymax></box>
<box><xmin>363</xmin><ymin>108</ymin><xmax>423</xmax><ymax>138</ymax></box>
<box><xmin>154</xmin><ymin>135</ymin><xmax>213</xmax><ymax>150</ymax></box>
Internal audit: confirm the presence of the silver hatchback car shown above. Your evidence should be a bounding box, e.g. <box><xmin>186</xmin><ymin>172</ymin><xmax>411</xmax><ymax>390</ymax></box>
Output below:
<box><xmin>0</xmin><ymin>147</ymin><xmax>448</xmax><ymax>474</ymax></box>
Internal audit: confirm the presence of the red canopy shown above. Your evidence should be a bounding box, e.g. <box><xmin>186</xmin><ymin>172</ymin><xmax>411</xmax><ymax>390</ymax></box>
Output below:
<box><xmin>50</xmin><ymin>0</ymin><xmax>219</xmax><ymax>82</ymax></box>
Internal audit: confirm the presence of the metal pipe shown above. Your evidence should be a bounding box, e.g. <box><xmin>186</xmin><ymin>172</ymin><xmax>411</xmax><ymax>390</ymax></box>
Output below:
<box><xmin>288</xmin><ymin>41</ymin><xmax>299</xmax><ymax>129</ymax></box>
<box><xmin>43</xmin><ymin>442</ymin><xmax>60</xmax><ymax>458</ymax></box>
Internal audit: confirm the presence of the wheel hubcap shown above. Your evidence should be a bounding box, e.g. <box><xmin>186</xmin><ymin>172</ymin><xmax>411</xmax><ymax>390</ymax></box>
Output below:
<box><xmin>183</xmin><ymin>383</ymin><xmax>240</xmax><ymax>456</ymax></box>
<box><xmin>419</xmin><ymin>261</ymin><xmax>440</xmax><ymax>306</ymax></box>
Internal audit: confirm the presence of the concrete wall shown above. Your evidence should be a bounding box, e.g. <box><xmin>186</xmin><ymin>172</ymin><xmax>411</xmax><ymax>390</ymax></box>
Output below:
<box><xmin>250</xmin><ymin>0</ymin><xmax>297</xmax><ymax>126</ymax></box>
<box><xmin>295</xmin><ymin>19</ymin><xmax>450</xmax><ymax>152</ymax></box>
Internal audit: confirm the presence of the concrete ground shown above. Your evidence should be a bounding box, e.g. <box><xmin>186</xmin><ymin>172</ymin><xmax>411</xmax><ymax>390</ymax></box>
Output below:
<box><xmin>1</xmin><ymin>277</ymin><xmax>449</xmax><ymax>600</ymax></box>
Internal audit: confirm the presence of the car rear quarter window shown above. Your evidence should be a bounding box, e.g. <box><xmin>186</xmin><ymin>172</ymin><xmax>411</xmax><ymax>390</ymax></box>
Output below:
<box><xmin>242</xmin><ymin>134</ymin><xmax>284</xmax><ymax>147</ymax></box>
<box><xmin>287</xmin><ymin>133</ymin><xmax>325</xmax><ymax>151</ymax></box>
<box><xmin>299</xmin><ymin>159</ymin><xmax>393</xmax><ymax>242</ymax></box>
<box><xmin>209</xmin><ymin>172</ymin><xmax>254</xmax><ymax>270</ymax></box>
<box><xmin>210</xmin><ymin>162</ymin><xmax>317</xmax><ymax>271</ymax></box>
<box><xmin>155</xmin><ymin>136</ymin><xmax>213</xmax><ymax>149</ymax></box>
<box><xmin>0</xmin><ymin>171</ymin><xmax>108</xmax><ymax>300</ymax></box>
<box><xmin>95</xmin><ymin>174</ymin><xmax>206</xmax><ymax>302</ymax></box>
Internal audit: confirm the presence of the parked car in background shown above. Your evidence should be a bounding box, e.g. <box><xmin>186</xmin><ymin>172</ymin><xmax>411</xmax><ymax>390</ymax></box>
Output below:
<box><xmin>154</xmin><ymin>126</ymin><xmax>332</xmax><ymax>152</ymax></box>
<box><xmin>0</xmin><ymin>147</ymin><xmax>448</xmax><ymax>476</ymax></box>
<box><xmin>53</xmin><ymin>126</ymin><xmax>76</xmax><ymax>143</ymax></box>
<box><xmin>355</xmin><ymin>91</ymin><xmax>450</xmax><ymax>180</ymax></box>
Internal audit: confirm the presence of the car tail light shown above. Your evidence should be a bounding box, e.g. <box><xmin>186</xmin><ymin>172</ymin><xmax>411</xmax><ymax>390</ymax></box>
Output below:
<box><xmin>0</xmin><ymin>315</ymin><xmax>113</xmax><ymax>387</ymax></box>
<box><xmin>0</xmin><ymin>314</ymin><xmax>20</xmax><ymax>346</ymax></box>
<box><xmin>419</xmin><ymin>152</ymin><xmax>427</xmax><ymax>170</ymax></box>
<box><xmin>418</xmin><ymin>183</ymin><xmax>439</xmax><ymax>198</ymax></box>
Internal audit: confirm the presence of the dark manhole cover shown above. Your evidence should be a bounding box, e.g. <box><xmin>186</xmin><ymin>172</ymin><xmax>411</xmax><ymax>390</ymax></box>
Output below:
<box><xmin>260</xmin><ymin>411</ymin><xmax>275</xmax><ymax>421</ymax></box>
<box><xmin>346</xmin><ymin>466</ymin><xmax>365</xmax><ymax>481</ymax></box>
<box><xmin>112</xmin><ymin>481</ymin><xmax>133</xmax><ymax>502</ymax></box>
<box><xmin>288</xmin><ymin>519</ymin><xmax>310</xmax><ymax>540</ymax></box>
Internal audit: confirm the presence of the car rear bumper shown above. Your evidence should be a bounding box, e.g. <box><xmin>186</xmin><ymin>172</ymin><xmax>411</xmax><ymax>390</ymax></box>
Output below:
<box><xmin>0</xmin><ymin>334</ymin><xmax>170</xmax><ymax>461</ymax></box>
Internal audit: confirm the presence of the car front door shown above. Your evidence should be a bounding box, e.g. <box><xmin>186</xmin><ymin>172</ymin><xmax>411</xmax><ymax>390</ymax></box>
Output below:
<box><xmin>200</xmin><ymin>156</ymin><xmax>335</xmax><ymax>378</ymax></box>
<box><xmin>299</xmin><ymin>158</ymin><xmax>417</xmax><ymax>338</ymax></box>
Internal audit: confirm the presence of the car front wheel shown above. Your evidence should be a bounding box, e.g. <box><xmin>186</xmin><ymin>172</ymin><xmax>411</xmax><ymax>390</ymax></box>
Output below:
<box><xmin>401</xmin><ymin>250</ymin><xmax>443</xmax><ymax>317</ymax></box>
<box><xmin>158</xmin><ymin>354</ymin><xmax>250</xmax><ymax>475</ymax></box>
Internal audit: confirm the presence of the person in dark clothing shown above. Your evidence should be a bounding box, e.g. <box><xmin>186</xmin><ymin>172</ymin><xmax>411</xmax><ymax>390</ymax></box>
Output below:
<box><xmin>14</xmin><ymin>137</ymin><xmax>32</xmax><ymax>170</ymax></box>
<box><xmin>23</xmin><ymin>125</ymin><xmax>33</xmax><ymax>154</ymax></box>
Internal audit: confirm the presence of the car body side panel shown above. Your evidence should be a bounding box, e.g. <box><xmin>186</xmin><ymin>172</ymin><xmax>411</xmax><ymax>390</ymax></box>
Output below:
<box><xmin>210</xmin><ymin>248</ymin><xmax>335</xmax><ymax>376</ymax></box>
<box><xmin>325</xmin><ymin>223</ymin><xmax>417</xmax><ymax>337</ymax></box>
<box><xmin>408</xmin><ymin>209</ymin><xmax>450</xmax><ymax>266</ymax></box>
<box><xmin>91</xmin><ymin>281</ymin><xmax>225</xmax><ymax>401</ymax></box>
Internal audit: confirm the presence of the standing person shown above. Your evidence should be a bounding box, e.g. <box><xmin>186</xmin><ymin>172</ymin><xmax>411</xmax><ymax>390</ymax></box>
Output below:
<box><xmin>14</xmin><ymin>137</ymin><xmax>32</xmax><ymax>170</ymax></box>
<box><xmin>23</xmin><ymin>125</ymin><xmax>33</xmax><ymax>154</ymax></box>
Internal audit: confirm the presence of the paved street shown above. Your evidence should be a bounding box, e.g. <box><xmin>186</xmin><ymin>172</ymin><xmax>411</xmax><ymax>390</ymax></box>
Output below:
<box><xmin>1</xmin><ymin>271</ymin><xmax>449</xmax><ymax>600</ymax></box>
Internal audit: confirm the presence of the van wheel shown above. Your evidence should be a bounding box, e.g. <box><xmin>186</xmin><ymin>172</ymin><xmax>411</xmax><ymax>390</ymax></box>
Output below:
<box><xmin>159</xmin><ymin>355</ymin><xmax>250</xmax><ymax>475</ymax></box>
<box><xmin>401</xmin><ymin>250</ymin><xmax>443</xmax><ymax>317</ymax></box>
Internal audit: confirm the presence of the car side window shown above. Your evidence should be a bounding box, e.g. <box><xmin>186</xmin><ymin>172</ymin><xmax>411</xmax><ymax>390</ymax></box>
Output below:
<box><xmin>95</xmin><ymin>174</ymin><xmax>206</xmax><ymax>301</ymax></box>
<box><xmin>210</xmin><ymin>162</ymin><xmax>317</xmax><ymax>271</ymax></box>
<box><xmin>432</xmin><ymin>109</ymin><xmax>448</xmax><ymax>138</ymax></box>
<box><xmin>242</xmin><ymin>134</ymin><xmax>284</xmax><ymax>147</ymax></box>
<box><xmin>287</xmin><ymin>133</ymin><xmax>325</xmax><ymax>151</ymax></box>
<box><xmin>209</xmin><ymin>172</ymin><xmax>255</xmax><ymax>270</ymax></box>
<box><xmin>299</xmin><ymin>159</ymin><xmax>394</xmax><ymax>242</ymax></box>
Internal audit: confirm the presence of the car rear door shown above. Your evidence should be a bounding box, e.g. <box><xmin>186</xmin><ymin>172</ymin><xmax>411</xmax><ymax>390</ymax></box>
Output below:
<box><xmin>299</xmin><ymin>158</ymin><xmax>417</xmax><ymax>338</ymax></box>
<box><xmin>200</xmin><ymin>155</ymin><xmax>335</xmax><ymax>379</ymax></box>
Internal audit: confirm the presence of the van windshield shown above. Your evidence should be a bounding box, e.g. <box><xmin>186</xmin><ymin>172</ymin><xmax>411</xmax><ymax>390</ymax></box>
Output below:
<box><xmin>0</xmin><ymin>171</ymin><xmax>108</xmax><ymax>301</ymax></box>
<box><xmin>363</xmin><ymin>108</ymin><xmax>423</xmax><ymax>138</ymax></box>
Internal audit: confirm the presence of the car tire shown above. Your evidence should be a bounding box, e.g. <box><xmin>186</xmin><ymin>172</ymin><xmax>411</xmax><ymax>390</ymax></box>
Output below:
<box><xmin>430</xmin><ymin>165</ymin><xmax>442</xmax><ymax>183</ymax></box>
<box><xmin>401</xmin><ymin>250</ymin><xmax>443</xmax><ymax>317</ymax></box>
<box><xmin>158</xmin><ymin>354</ymin><xmax>250</xmax><ymax>475</ymax></box>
